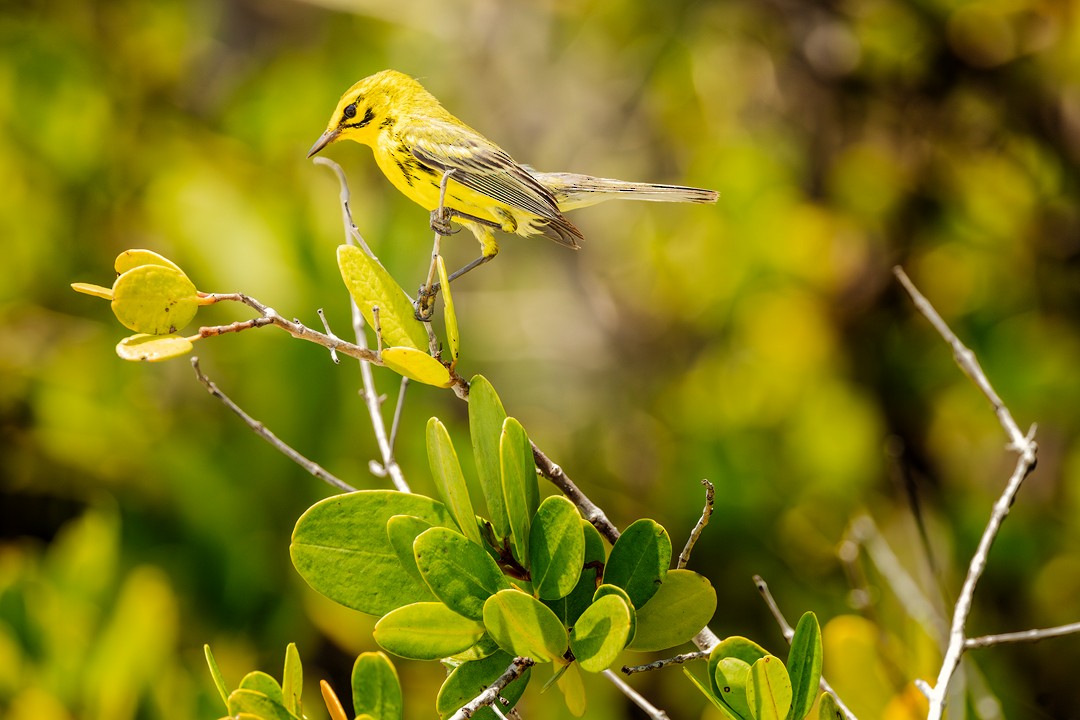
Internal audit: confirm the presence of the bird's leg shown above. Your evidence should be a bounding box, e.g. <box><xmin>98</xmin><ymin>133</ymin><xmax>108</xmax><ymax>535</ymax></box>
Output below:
<box><xmin>447</xmin><ymin>253</ymin><xmax>495</xmax><ymax>283</ymax></box>
<box><xmin>415</xmin><ymin>230</ymin><xmax>500</xmax><ymax>322</ymax></box>
<box><xmin>417</xmin><ymin>170</ymin><xmax>506</xmax><ymax>320</ymax></box>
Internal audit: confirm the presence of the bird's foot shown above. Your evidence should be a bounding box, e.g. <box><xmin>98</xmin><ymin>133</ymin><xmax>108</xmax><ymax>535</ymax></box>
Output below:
<box><xmin>415</xmin><ymin>282</ymin><xmax>441</xmax><ymax>321</ymax></box>
<box><xmin>429</xmin><ymin>208</ymin><xmax>459</xmax><ymax>236</ymax></box>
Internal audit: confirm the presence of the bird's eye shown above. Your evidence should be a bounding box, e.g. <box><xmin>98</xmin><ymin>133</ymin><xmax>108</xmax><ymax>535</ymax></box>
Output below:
<box><xmin>343</xmin><ymin>103</ymin><xmax>358</xmax><ymax>120</ymax></box>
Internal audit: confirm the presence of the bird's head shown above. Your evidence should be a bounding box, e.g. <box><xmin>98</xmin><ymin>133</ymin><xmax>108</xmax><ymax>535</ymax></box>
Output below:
<box><xmin>307</xmin><ymin>69</ymin><xmax>425</xmax><ymax>157</ymax></box>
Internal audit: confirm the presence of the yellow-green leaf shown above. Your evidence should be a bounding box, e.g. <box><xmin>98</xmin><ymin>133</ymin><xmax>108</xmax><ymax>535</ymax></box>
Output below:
<box><xmin>425</xmin><ymin>418</ymin><xmax>483</xmax><ymax>545</ymax></box>
<box><xmin>337</xmin><ymin>245</ymin><xmax>429</xmax><ymax>351</ymax></box>
<box><xmin>818</xmin><ymin>691</ymin><xmax>842</xmax><ymax>719</ymax></box>
<box><xmin>436</xmin><ymin>255</ymin><xmax>460</xmax><ymax>366</ymax></box>
<box><xmin>351</xmin><ymin>651</ymin><xmax>402</xmax><ymax>720</ymax></box>
<box><xmin>746</xmin><ymin>655</ymin><xmax>792</xmax><ymax>720</ymax></box>
<box><xmin>282</xmin><ymin>643</ymin><xmax>302</xmax><ymax>715</ymax></box>
<box><xmin>556</xmin><ymin>661</ymin><xmax>587</xmax><ymax>717</ymax></box>
<box><xmin>381</xmin><ymin>347</ymin><xmax>452</xmax><ymax>387</ymax></box>
<box><xmin>204</xmin><ymin>645</ymin><xmax>229</xmax><ymax>709</ymax></box>
<box><xmin>116</xmin><ymin>333</ymin><xmax>194</xmax><ymax>362</ymax></box>
<box><xmin>111</xmin><ymin>264</ymin><xmax>199</xmax><ymax>334</ymax></box>
<box><xmin>500</xmin><ymin>417</ymin><xmax>538</xmax><ymax>568</ymax></box>
<box><xmin>114</xmin><ymin>248</ymin><xmax>184</xmax><ymax>274</ymax></box>
<box><xmin>71</xmin><ymin>282</ymin><xmax>113</xmax><ymax>300</ymax></box>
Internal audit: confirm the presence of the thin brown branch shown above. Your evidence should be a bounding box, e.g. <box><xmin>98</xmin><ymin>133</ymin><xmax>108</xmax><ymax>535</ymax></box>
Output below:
<box><xmin>191</xmin><ymin>357</ymin><xmax>356</xmax><ymax>493</ymax></box>
<box><xmin>622</xmin><ymin>650</ymin><xmax>708</xmax><ymax>676</ymax></box>
<box><xmin>531</xmin><ymin>440</ymin><xmax>620</xmax><ymax>544</ymax></box>
<box><xmin>198</xmin><ymin>292</ymin><xmax>380</xmax><ymax>364</ymax></box>
<box><xmin>677</xmin><ymin>479</ymin><xmax>714</xmax><ymax>569</ymax></box>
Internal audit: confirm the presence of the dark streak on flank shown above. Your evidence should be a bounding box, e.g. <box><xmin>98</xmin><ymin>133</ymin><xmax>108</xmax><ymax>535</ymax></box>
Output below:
<box><xmin>395</xmin><ymin>157</ymin><xmax>413</xmax><ymax>186</ymax></box>
<box><xmin>381</xmin><ymin>116</ymin><xmax>395</xmax><ymax>128</ymax></box>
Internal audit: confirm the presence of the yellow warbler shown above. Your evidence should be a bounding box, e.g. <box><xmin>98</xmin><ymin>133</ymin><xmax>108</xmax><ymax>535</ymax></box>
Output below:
<box><xmin>308</xmin><ymin>69</ymin><xmax>718</xmax><ymax>276</ymax></box>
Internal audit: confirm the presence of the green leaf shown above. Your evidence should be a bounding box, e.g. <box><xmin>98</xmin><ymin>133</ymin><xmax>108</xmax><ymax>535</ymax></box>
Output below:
<box><xmin>500</xmin><ymin>417</ymin><xmax>538</xmax><ymax>568</ymax></box>
<box><xmin>544</xmin><ymin>520</ymin><xmax>606</xmax><ymax>627</ymax></box>
<box><xmin>629</xmin><ymin>569</ymin><xmax>716</xmax><ymax>652</ymax></box>
<box><xmin>386</xmin><ymin>514</ymin><xmax>433</xmax><ymax>586</ymax></box>
<box><xmin>436</xmin><ymin>254</ymin><xmax>460</xmax><ymax>366</ymax></box>
<box><xmin>227</xmin><ymin>688</ymin><xmax>298</xmax><ymax>720</ymax></box>
<box><xmin>114</xmin><ymin>248</ymin><xmax>184</xmax><ymax>274</ymax></box>
<box><xmin>116</xmin><ymin>332</ymin><xmax>194</xmax><ymax>361</ymax></box>
<box><xmin>682</xmin><ymin>668</ymin><xmax>742</xmax><ymax>718</ymax></box>
<box><xmin>111</xmin><ymin>263</ymin><xmax>199</xmax><ymax>334</ymax></box>
<box><xmin>426</xmin><ymin>418</ymin><xmax>484</xmax><ymax>545</ymax></box>
<box><xmin>414</xmin><ymin>526</ymin><xmax>511</xmax><ymax>620</ymax></box>
<box><xmin>352</xmin><ymin>651</ymin><xmax>403</xmax><ymax>720</ymax></box>
<box><xmin>436</xmin><ymin>650</ymin><xmax>530</xmax><ymax>720</ymax></box>
<box><xmin>709</xmin><ymin>636</ymin><xmax>768</xmax><ymax>700</ymax></box>
<box><xmin>817</xmin><ymin>691</ymin><xmax>842</xmax><ymax>720</ymax></box>
<box><xmin>239</xmin><ymin>671</ymin><xmax>285</xmax><ymax>706</ymax></box>
<box><xmin>469</xmin><ymin>376</ymin><xmax>510</xmax><ymax>540</ymax></box>
<box><xmin>602</xmin><ymin>518</ymin><xmax>671</xmax><ymax>609</ymax></box>
<box><xmin>746</xmin><ymin>656</ymin><xmax>792</xmax><ymax>720</ymax></box>
<box><xmin>447</xmin><ymin>633</ymin><xmax>501</xmax><ymax>663</ymax></box>
<box><xmin>374</xmin><ymin>602</ymin><xmax>485</xmax><ymax>660</ymax></box>
<box><xmin>382</xmin><ymin>347</ymin><xmax>452</xmax><ymax>387</ymax></box>
<box><xmin>569</xmin><ymin>594</ymin><xmax>632</xmax><ymax>673</ymax></box>
<box><xmin>337</xmin><ymin>244</ymin><xmax>429</xmax><ymax>351</ymax></box>
<box><xmin>593</xmin><ymin>584</ymin><xmax>636</xmax><ymax>645</ymax></box>
<box><xmin>482</xmin><ymin>589</ymin><xmax>568</xmax><ymax>662</ymax></box>
<box><xmin>290</xmin><ymin>490</ymin><xmax>455</xmax><ymax>616</ymax></box>
<box><xmin>529</xmin><ymin>496</ymin><xmax>585</xmax><ymax>601</ymax></box>
<box><xmin>282</xmin><ymin>643</ymin><xmax>302</xmax><ymax>715</ymax></box>
<box><xmin>787</xmin><ymin>612</ymin><xmax>823</xmax><ymax>720</ymax></box>
<box><xmin>715</xmin><ymin>657</ymin><xmax>753</xmax><ymax>719</ymax></box>
<box><xmin>204</xmin><ymin>644</ymin><xmax>229</xmax><ymax>709</ymax></box>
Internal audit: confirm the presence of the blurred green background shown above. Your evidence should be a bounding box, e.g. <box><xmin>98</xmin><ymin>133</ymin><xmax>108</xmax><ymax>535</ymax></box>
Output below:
<box><xmin>3</xmin><ymin>0</ymin><xmax>1080</xmax><ymax>717</ymax></box>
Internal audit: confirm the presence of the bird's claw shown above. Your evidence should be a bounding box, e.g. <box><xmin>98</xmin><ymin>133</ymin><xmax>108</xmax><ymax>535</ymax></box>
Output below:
<box><xmin>415</xmin><ymin>282</ymin><xmax>441</xmax><ymax>321</ymax></box>
<box><xmin>429</xmin><ymin>208</ymin><xmax>458</xmax><ymax>236</ymax></box>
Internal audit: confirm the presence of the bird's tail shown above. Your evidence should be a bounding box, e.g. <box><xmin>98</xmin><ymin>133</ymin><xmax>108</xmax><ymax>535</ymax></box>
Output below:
<box><xmin>530</xmin><ymin>170</ymin><xmax>719</xmax><ymax>211</ymax></box>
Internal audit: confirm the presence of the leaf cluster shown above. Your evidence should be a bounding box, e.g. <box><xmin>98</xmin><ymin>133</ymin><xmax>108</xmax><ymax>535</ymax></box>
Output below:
<box><xmin>289</xmin><ymin>376</ymin><xmax>718</xmax><ymax>716</ymax></box>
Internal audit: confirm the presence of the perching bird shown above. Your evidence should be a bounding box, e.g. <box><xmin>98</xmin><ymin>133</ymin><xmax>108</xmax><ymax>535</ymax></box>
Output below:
<box><xmin>308</xmin><ymin>69</ymin><xmax>718</xmax><ymax>279</ymax></box>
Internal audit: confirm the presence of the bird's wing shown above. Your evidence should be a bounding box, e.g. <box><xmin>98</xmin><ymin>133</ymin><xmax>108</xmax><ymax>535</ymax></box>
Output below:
<box><xmin>400</xmin><ymin>117</ymin><xmax>582</xmax><ymax>243</ymax></box>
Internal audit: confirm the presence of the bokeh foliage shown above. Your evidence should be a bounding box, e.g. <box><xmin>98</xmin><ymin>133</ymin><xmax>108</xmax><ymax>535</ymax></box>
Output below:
<box><xmin>3</xmin><ymin>0</ymin><xmax>1080</xmax><ymax>718</ymax></box>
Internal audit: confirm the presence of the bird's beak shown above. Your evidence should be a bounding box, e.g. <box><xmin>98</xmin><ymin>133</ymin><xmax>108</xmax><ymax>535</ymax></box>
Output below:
<box><xmin>307</xmin><ymin>128</ymin><xmax>339</xmax><ymax>158</ymax></box>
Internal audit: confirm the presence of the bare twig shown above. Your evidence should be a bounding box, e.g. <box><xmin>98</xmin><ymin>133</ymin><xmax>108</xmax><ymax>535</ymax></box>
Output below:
<box><xmin>388</xmin><ymin>377</ymin><xmax>409</xmax><ymax>450</ymax></box>
<box><xmin>197</xmin><ymin>292</ymin><xmax>381</xmax><ymax>364</ymax></box>
<box><xmin>417</xmin><ymin>168</ymin><xmax>456</xmax><ymax>320</ymax></box>
<box><xmin>622</xmin><ymin>650</ymin><xmax>708</xmax><ymax>675</ymax></box>
<box><xmin>530</xmin><ymin>440</ymin><xmax>620</xmax><ymax>544</ymax></box>
<box><xmin>965</xmin><ymin>622</ymin><xmax>1080</xmax><ymax>650</ymax></box>
<box><xmin>753</xmin><ymin>575</ymin><xmax>858</xmax><ymax>720</ymax></box>
<box><xmin>603</xmin><ymin>669</ymin><xmax>670</xmax><ymax>720</ymax></box>
<box><xmin>315</xmin><ymin>158</ymin><xmax>412</xmax><ymax>492</ymax></box>
<box><xmin>892</xmin><ymin>267</ymin><xmax>1031</xmax><ymax>451</ymax></box>
<box><xmin>678</xmin><ymin>479</ymin><xmax>715</xmax><ymax>569</ymax></box>
<box><xmin>316</xmin><ymin>308</ymin><xmax>340</xmax><ymax>364</ymax></box>
<box><xmin>893</xmin><ymin>266</ymin><xmax>1039</xmax><ymax>720</ymax></box>
<box><xmin>446</xmin><ymin>657</ymin><xmax>533</xmax><ymax>720</ymax></box>
<box><xmin>191</xmin><ymin>357</ymin><xmax>356</xmax><ymax>493</ymax></box>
